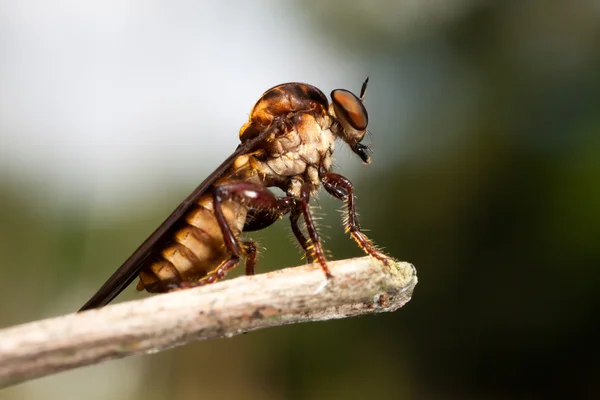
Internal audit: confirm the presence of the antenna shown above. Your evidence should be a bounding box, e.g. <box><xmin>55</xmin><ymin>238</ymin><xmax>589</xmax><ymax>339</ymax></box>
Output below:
<box><xmin>360</xmin><ymin>77</ymin><xmax>369</xmax><ymax>101</ymax></box>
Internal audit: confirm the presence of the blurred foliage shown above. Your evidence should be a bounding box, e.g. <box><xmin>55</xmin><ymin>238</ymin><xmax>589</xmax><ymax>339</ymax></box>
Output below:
<box><xmin>2</xmin><ymin>0</ymin><xmax>600</xmax><ymax>399</ymax></box>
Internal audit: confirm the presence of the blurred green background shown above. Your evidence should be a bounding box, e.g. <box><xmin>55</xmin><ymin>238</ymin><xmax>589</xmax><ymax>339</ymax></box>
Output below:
<box><xmin>1</xmin><ymin>0</ymin><xmax>599</xmax><ymax>399</ymax></box>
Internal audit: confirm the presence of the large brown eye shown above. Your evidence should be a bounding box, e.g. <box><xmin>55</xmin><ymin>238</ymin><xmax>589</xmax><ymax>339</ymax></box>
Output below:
<box><xmin>331</xmin><ymin>89</ymin><xmax>368</xmax><ymax>131</ymax></box>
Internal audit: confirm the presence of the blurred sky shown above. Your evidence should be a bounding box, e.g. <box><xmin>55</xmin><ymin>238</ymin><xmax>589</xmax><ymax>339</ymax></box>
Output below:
<box><xmin>0</xmin><ymin>0</ymin><xmax>373</xmax><ymax>210</ymax></box>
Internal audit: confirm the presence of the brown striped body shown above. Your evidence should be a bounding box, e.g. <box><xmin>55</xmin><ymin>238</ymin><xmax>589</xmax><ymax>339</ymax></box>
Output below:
<box><xmin>137</xmin><ymin>192</ymin><xmax>248</xmax><ymax>292</ymax></box>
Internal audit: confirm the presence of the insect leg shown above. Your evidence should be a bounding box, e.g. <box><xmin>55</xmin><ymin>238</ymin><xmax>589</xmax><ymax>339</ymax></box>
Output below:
<box><xmin>199</xmin><ymin>241</ymin><xmax>259</xmax><ymax>285</ymax></box>
<box><xmin>166</xmin><ymin>240</ymin><xmax>259</xmax><ymax>291</ymax></box>
<box><xmin>169</xmin><ymin>255</ymin><xmax>241</xmax><ymax>290</ymax></box>
<box><xmin>290</xmin><ymin>204</ymin><xmax>315</xmax><ymax>263</ymax></box>
<box><xmin>239</xmin><ymin>183</ymin><xmax>317</xmax><ymax>265</ymax></box>
<box><xmin>298</xmin><ymin>183</ymin><xmax>332</xmax><ymax>278</ymax></box>
<box><xmin>166</xmin><ymin>184</ymin><xmax>291</xmax><ymax>291</ymax></box>
<box><xmin>243</xmin><ymin>202</ymin><xmax>292</xmax><ymax>232</ymax></box>
<box><xmin>206</xmin><ymin>241</ymin><xmax>257</xmax><ymax>281</ymax></box>
<box><xmin>213</xmin><ymin>182</ymin><xmax>291</xmax><ymax>277</ymax></box>
<box><xmin>242</xmin><ymin>240</ymin><xmax>258</xmax><ymax>275</ymax></box>
<box><xmin>321</xmin><ymin>172</ymin><xmax>392</xmax><ymax>265</ymax></box>
<box><xmin>213</xmin><ymin>181</ymin><xmax>292</xmax><ymax>254</ymax></box>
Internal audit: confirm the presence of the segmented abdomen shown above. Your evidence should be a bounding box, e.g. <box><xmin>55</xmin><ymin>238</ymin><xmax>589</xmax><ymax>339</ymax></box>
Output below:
<box><xmin>137</xmin><ymin>193</ymin><xmax>247</xmax><ymax>292</ymax></box>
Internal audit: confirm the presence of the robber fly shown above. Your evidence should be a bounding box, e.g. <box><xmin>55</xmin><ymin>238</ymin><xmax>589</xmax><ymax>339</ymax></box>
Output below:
<box><xmin>79</xmin><ymin>78</ymin><xmax>391</xmax><ymax>311</ymax></box>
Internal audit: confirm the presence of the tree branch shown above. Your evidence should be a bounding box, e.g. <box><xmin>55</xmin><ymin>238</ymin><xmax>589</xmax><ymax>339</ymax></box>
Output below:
<box><xmin>0</xmin><ymin>256</ymin><xmax>417</xmax><ymax>388</ymax></box>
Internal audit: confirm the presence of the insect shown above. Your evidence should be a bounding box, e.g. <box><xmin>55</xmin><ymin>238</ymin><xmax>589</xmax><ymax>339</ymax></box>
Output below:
<box><xmin>79</xmin><ymin>79</ymin><xmax>391</xmax><ymax>311</ymax></box>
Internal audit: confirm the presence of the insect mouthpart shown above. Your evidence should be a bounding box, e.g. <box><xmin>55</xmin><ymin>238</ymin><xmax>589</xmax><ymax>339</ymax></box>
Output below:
<box><xmin>352</xmin><ymin>143</ymin><xmax>371</xmax><ymax>164</ymax></box>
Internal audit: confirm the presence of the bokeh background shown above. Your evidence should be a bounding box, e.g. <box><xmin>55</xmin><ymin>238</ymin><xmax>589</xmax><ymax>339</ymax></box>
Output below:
<box><xmin>1</xmin><ymin>0</ymin><xmax>599</xmax><ymax>399</ymax></box>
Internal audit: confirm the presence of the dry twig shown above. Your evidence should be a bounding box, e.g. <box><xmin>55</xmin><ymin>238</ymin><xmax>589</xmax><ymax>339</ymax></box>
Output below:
<box><xmin>0</xmin><ymin>256</ymin><xmax>417</xmax><ymax>388</ymax></box>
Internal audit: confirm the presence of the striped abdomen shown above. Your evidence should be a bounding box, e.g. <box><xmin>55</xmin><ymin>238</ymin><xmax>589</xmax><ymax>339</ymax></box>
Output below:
<box><xmin>136</xmin><ymin>194</ymin><xmax>248</xmax><ymax>292</ymax></box>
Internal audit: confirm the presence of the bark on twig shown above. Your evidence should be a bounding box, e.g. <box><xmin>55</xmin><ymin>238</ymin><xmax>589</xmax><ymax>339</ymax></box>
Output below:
<box><xmin>0</xmin><ymin>256</ymin><xmax>417</xmax><ymax>388</ymax></box>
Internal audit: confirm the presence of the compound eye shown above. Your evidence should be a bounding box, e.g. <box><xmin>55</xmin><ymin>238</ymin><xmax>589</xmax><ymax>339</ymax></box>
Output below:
<box><xmin>331</xmin><ymin>89</ymin><xmax>368</xmax><ymax>131</ymax></box>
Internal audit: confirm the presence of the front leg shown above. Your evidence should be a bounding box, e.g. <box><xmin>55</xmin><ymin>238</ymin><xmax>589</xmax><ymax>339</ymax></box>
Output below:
<box><xmin>321</xmin><ymin>172</ymin><xmax>391</xmax><ymax>265</ymax></box>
